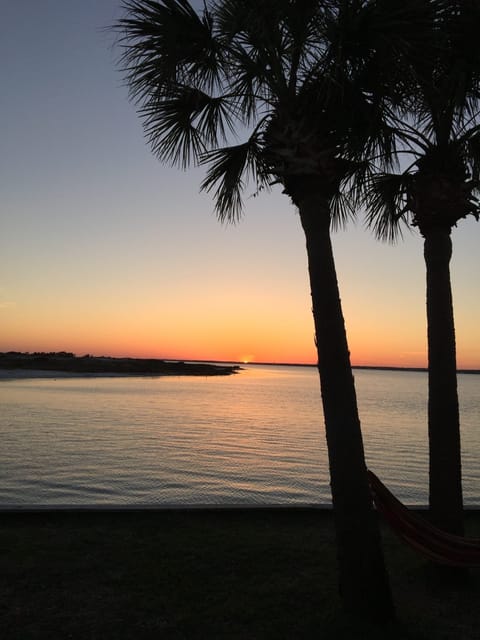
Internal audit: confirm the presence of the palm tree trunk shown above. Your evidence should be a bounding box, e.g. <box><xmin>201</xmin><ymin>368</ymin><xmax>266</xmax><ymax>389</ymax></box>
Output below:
<box><xmin>299</xmin><ymin>194</ymin><xmax>394</xmax><ymax>621</ymax></box>
<box><xmin>424</xmin><ymin>228</ymin><xmax>464</xmax><ymax>535</ymax></box>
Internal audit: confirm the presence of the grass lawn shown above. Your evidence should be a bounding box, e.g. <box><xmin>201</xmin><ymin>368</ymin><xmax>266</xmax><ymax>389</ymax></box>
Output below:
<box><xmin>1</xmin><ymin>508</ymin><xmax>479</xmax><ymax>639</ymax></box>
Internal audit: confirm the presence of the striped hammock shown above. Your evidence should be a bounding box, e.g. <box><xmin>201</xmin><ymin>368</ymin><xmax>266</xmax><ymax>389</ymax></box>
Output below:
<box><xmin>368</xmin><ymin>470</ymin><xmax>480</xmax><ymax>568</ymax></box>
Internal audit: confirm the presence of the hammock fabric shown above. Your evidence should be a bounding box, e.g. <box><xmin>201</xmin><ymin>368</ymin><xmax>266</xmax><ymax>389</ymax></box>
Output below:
<box><xmin>368</xmin><ymin>470</ymin><xmax>480</xmax><ymax>568</ymax></box>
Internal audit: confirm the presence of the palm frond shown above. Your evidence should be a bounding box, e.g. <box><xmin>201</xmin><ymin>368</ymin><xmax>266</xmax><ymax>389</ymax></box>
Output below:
<box><xmin>225</xmin><ymin>44</ymin><xmax>273</xmax><ymax>120</ymax></box>
<box><xmin>281</xmin><ymin>0</ymin><xmax>324</xmax><ymax>92</ymax></box>
<box><xmin>214</xmin><ymin>0</ymin><xmax>285</xmax><ymax>49</ymax></box>
<box><xmin>393</xmin><ymin>118</ymin><xmax>432</xmax><ymax>155</ymax></box>
<box><xmin>116</xmin><ymin>0</ymin><xmax>222</xmax><ymax>101</ymax></box>
<box><xmin>363</xmin><ymin>173</ymin><xmax>411</xmax><ymax>243</ymax></box>
<box><xmin>402</xmin><ymin>0</ymin><xmax>480</xmax><ymax>147</ymax></box>
<box><xmin>113</xmin><ymin>0</ymin><xmax>480</xmax><ymax>238</ymax></box>
<box><xmin>140</xmin><ymin>85</ymin><xmax>212</xmax><ymax>167</ymax></box>
<box><xmin>329</xmin><ymin>189</ymin><xmax>355</xmax><ymax>232</ymax></box>
<box><xmin>345</xmin><ymin>91</ymin><xmax>399</xmax><ymax>172</ymax></box>
<box><xmin>200</xmin><ymin>133</ymin><xmax>270</xmax><ymax>222</ymax></box>
<box><xmin>194</xmin><ymin>93</ymin><xmax>239</xmax><ymax>145</ymax></box>
<box><xmin>214</xmin><ymin>0</ymin><xmax>301</xmax><ymax>99</ymax></box>
<box><xmin>466</xmin><ymin>128</ymin><xmax>480</xmax><ymax>184</ymax></box>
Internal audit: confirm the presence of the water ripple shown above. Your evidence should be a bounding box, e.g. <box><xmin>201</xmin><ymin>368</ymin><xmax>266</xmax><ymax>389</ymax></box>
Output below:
<box><xmin>0</xmin><ymin>366</ymin><xmax>478</xmax><ymax>506</ymax></box>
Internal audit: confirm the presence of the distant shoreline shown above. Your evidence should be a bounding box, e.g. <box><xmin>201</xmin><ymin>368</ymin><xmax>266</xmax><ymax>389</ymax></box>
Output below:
<box><xmin>203</xmin><ymin>360</ymin><xmax>480</xmax><ymax>375</ymax></box>
<box><xmin>0</xmin><ymin>353</ymin><xmax>240</xmax><ymax>379</ymax></box>
<box><xmin>1</xmin><ymin>352</ymin><xmax>478</xmax><ymax>378</ymax></box>
<box><xmin>354</xmin><ymin>364</ymin><xmax>480</xmax><ymax>375</ymax></box>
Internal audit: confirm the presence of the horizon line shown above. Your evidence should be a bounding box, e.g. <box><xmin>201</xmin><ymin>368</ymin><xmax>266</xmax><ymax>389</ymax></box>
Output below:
<box><xmin>3</xmin><ymin>351</ymin><xmax>478</xmax><ymax>374</ymax></box>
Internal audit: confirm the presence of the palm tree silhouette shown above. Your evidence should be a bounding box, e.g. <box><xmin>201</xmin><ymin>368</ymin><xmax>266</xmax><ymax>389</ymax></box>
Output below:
<box><xmin>364</xmin><ymin>2</ymin><xmax>480</xmax><ymax>537</ymax></box>
<box><xmin>114</xmin><ymin>0</ymin><xmax>431</xmax><ymax>618</ymax></box>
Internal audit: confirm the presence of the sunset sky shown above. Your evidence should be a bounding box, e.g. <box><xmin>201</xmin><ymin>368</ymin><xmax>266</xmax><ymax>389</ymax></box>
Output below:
<box><xmin>1</xmin><ymin>1</ymin><xmax>479</xmax><ymax>368</ymax></box>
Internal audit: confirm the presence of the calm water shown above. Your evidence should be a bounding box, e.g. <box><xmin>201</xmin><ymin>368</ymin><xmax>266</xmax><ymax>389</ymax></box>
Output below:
<box><xmin>1</xmin><ymin>365</ymin><xmax>479</xmax><ymax>506</ymax></box>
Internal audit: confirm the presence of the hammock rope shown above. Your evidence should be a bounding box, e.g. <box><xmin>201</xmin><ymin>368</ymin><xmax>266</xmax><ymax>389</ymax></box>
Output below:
<box><xmin>367</xmin><ymin>470</ymin><xmax>480</xmax><ymax>568</ymax></box>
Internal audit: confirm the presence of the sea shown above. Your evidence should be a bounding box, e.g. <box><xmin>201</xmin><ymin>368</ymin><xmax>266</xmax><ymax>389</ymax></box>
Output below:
<box><xmin>1</xmin><ymin>364</ymin><xmax>479</xmax><ymax>507</ymax></box>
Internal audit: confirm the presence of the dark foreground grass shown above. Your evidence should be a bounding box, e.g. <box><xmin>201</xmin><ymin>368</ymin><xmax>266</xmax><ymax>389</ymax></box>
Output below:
<box><xmin>1</xmin><ymin>509</ymin><xmax>479</xmax><ymax>639</ymax></box>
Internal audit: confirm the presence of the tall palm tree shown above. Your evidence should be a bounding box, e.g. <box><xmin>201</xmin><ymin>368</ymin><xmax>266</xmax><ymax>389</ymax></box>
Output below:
<box><xmin>364</xmin><ymin>1</ymin><xmax>480</xmax><ymax>536</ymax></box>
<box><xmin>114</xmin><ymin>0</ymin><xmax>431</xmax><ymax>618</ymax></box>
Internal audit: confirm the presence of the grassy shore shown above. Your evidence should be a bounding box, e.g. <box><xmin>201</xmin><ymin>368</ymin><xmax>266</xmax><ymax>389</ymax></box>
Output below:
<box><xmin>1</xmin><ymin>509</ymin><xmax>479</xmax><ymax>639</ymax></box>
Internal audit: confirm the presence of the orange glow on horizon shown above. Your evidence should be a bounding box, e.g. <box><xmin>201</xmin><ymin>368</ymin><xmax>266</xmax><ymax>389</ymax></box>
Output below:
<box><xmin>2</xmin><ymin>340</ymin><xmax>479</xmax><ymax>369</ymax></box>
<box><xmin>1</xmin><ymin>296</ymin><xmax>478</xmax><ymax>369</ymax></box>
<box><xmin>2</xmin><ymin>332</ymin><xmax>477</xmax><ymax>369</ymax></box>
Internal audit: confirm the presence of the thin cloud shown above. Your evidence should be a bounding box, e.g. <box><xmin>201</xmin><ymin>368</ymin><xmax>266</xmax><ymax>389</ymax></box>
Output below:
<box><xmin>0</xmin><ymin>301</ymin><xmax>16</xmax><ymax>310</ymax></box>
